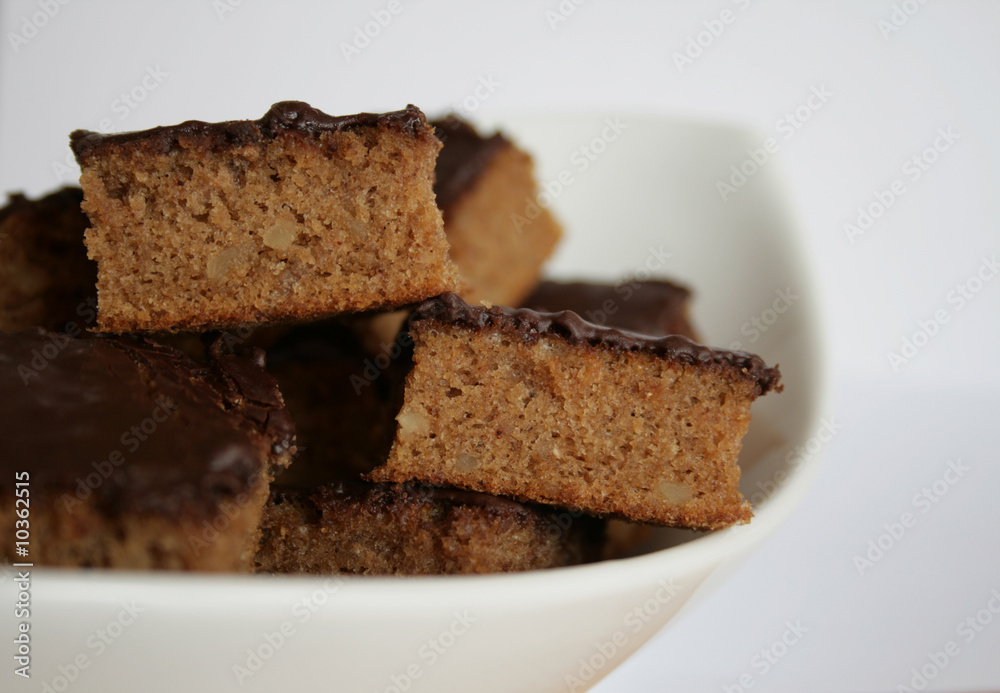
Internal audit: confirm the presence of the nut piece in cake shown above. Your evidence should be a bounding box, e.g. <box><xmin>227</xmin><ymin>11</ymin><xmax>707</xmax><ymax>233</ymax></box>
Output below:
<box><xmin>368</xmin><ymin>293</ymin><xmax>782</xmax><ymax>530</ymax></box>
<box><xmin>0</xmin><ymin>187</ymin><xmax>96</xmax><ymax>332</ymax></box>
<box><xmin>70</xmin><ymin>101</ymin><xmax>460</xmax><ymax>333</ymax></box>
<box><xmin>255</xmin><ymin>481</ymin><xmax>604</xmax><ymax>575</ymax></box>
<box><xmin>0</xmin><ymin>329</ymin><xmax>295</xmax><ymax>571</ymax></box>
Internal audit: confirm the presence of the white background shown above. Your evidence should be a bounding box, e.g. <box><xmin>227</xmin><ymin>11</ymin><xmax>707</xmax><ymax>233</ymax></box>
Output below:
<box><xmin>2</xmin><ymin>1</ymin><xmax>998</xmax><ymax>691</ymax></box>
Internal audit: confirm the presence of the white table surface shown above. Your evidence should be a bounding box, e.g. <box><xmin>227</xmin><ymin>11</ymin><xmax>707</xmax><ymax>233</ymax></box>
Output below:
<box><xmin>2</xmin><ymin>2</ymin><xmax>997</xmax><ymax>690</ymax></box>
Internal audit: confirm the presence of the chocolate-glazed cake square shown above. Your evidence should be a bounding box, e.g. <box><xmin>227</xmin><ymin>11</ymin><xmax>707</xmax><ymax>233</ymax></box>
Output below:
<box><xmin>433</xmin><ymin>116</ymin><xmax>563</xmax><ymax>307</ymax></box>
<box><xmin>368</xmin><ymin>293</ymin><xmax>782</xmax><ymax>530</ymax></box>
<box><xmin>0</xmin><ymin>328</ymin><xmax>295</xmax><ymax>571</ymax></box>
<box><xmin>71</xmin><ymin>101</ymin><xmax>460</xmax><ymax>333</ymax></box>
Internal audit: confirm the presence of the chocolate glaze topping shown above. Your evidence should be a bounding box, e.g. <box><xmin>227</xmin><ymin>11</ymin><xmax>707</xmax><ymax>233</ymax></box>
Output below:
<box><xmin>264</xmin><ymin>320</ymin><xmax>404</xmax><ymax>485</ymax></box>
<box><xmin>432</xmin><ymin>116</ymin><xmax>510</xmax><ymax>212</ymax></box>
<box><xmin>0</xmin><ymin>328</ymin><xmax>295</xmax><ymax>519</ymax></box>
<box><xmin>524</xmin><ymin>280</ymin><xmax>696</xmax><ymax>339</ymax></box>
<box><xmin>410</xmin><ymin>293</ymin><xmax>782</xmax><ymax>394</ymax></box>
<box><xmin>70</xmin><ymin>101</ymin><xmax>430</xmax><ymax>160</ymax></box>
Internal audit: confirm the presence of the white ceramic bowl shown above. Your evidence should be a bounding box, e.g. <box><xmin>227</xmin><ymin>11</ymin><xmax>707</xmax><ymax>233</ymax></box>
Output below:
<box><xmin>2</xmin><ymin>114</ymin><xmax>828</xmax><ymax>693</ymax></box>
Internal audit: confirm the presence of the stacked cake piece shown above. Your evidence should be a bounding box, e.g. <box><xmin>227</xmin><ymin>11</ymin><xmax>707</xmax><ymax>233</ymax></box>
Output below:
<box><xmin>0</xmin><ymin>101</ymin><xmax>780</xmax><ymax>574</ymax></box>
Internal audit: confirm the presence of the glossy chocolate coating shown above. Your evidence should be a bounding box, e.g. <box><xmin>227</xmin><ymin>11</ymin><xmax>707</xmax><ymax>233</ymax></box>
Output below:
<box><xmin>71</xmin><ymin>101</ymin><xmax>431</xmax><ymax>160</ymax></box>
<box><xmin>0</xmin><ymin>328</ymin><xmax>294</xmax><ymax>519</ymax></box>
<box><xmin>523</xmin><ymin>280</ymin><xmax>697</xmax><ymax>339</ymax></box>
<box><xmin>410</xmin><ymin>293</ymin><xmax>782</xmax><ymax>394</ymax></box>
<box><xmin>432</xmin><ymin>116</ymin><xmax>509</xmax><ymax>212</ymax></box>
<box><xmin>264</xmin><ymin>320</ymin><xmax>404</xmax><ymax>485</ymax></box>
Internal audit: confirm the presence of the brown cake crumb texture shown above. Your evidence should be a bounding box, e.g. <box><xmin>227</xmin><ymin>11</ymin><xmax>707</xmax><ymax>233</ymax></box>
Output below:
<box><xmin>255</xmin><ymin>482</ymin><xmax>602</xmax><ymax>575</ymax></box>
<box><xmin>522</xmin><ymin>278</ymin><xmax>702</xmax><ymax>555</ymax></box>
<box><xmin>72</xmin><ymin>102</ymin><xmax>460</xmax><ymax>333</ymax></box>
<box><xmin>0</xmin><ymin>483</ymin><xmax>271</xmax><ymax>571</ymax></box>
<box><xmin>434</xmin><ymin>117</ymin><xmax>563</xmax><ymax>307</ymax></box>
<box><xmin>351</xmin><ymin>116</ymin><xmax>563</xmax><ymax>348</ymax></box>
<box><xmin>369</xmin><ymin>294</ymin><xmax>782</xmax><ymax>530</ymax></box>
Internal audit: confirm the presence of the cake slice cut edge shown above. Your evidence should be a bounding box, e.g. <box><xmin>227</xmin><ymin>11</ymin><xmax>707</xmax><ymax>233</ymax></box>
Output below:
<box><xmin>71</xmin><ymin>101</ymin><xmax>461</xmax><ymax>333</ymax></box>
<box><xmin>367</xmin><ymin>293</ymin><xmax>782</xmax><ymax>530</ymax></box>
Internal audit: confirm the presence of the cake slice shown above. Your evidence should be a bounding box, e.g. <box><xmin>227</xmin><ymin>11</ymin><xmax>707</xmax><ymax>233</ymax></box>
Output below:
<box><xmin>70</xmin><ymin>101</ymin><xmax>460</xmax><ymax>333</ymax></box>
<box><xmin>368</xmin><ymin>293</ymin><xmax>782</xmax><ymax>530</ymax></box>
<box><xmin>0</xmin><ymin>187</ymin><xmax>96</xmax><ymax>332</ymax></box>
<box><xmin>255</xmin><ymin>481</ymin><xmax>603</xmax><ymax>575</ymax></box>
<box><xmin>433</xmin><ymin>116</ymin><xmax>562</xmax><ymax>307</ymax></box>
<box><xmin>0</xmin><ymin>328</ymin><xmax>295</xmax><ymax>571</ymax></box>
